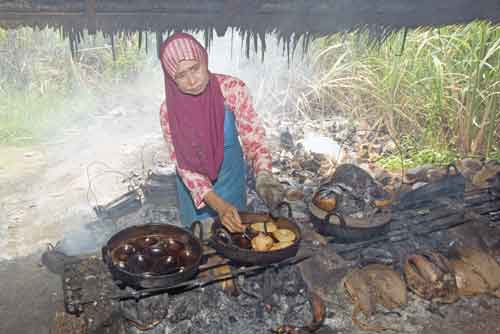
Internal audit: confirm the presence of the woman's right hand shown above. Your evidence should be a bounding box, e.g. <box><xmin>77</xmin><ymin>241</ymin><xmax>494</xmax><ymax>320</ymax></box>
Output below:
<box><xmin>204</xmin><ymin>191</ymin><xmax>244</xmax><ymax>233</ymax></box>
<box><xmin>217</xmin><ymin>201</ymin><xmax>244</xmax><ymax>233</ymax></box>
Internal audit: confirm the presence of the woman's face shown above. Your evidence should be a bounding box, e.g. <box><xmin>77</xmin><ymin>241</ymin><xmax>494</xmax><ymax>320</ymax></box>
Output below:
<box><xmin>174</xmin><ymin>60</ymin><xmax>209</xmax><ymax>96</ymax></box>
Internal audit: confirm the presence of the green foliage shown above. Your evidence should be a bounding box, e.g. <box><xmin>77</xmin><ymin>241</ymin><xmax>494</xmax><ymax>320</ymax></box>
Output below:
<box><xmin>0</xmin><ymin>28</ymin><xmax>7</xmax><ymax>42</ymax></box>
<box><xmin>0</xmin><ymin>28</ymin><xmax>152</xmax><ymax>145</ymax></box>
<box><xmin>311</xmin><ymin>21</ymin><xmax>500</xmax><ymax>160</ymax></box>
<box><xmin>0</xmin><ymin>88</ymin><xmax>97</xmax><ymax>145</ymax></box>
<box><xmin>376</xmin><ymin>147</ymin><xmax>458</xmax><ymax>171</ymax></box>
<box><xmin>105</xmin><ymin>39</ymin><xmax>146</xmax><ymax>80</ymax></box>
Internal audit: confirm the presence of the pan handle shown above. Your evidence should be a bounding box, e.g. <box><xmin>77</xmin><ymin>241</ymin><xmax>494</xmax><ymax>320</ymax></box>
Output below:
<box><xmin>214</xmin><ymin>228</ymin><xmax>235</xmax><ymax>246</ymax></box>
<box><xmin>271</xmin><ymin>201</ymin><xmax>293</xmax><ymax>219</ymax></box>
<box><xmin>101</xmin><ymin>246</ymin><xmax>110</xmax><ymax>264</ymax></box>
<box><xmin>324</xmin><ymin>211</ymin><xmax>347</xmax><ymax>226</ymax></box>
<box><xmin>446</xmin><ymin>163</ymin><xmax>460</xmax><ymax>177</ymax></box>
<box><xmin>191</xmin><ymin>220</ymin><xmax>204</xmax><ymax>242</ymax></box>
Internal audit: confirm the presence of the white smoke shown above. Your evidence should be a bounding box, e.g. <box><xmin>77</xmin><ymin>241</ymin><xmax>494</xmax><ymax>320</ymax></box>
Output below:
<box><xmin>1</xmin><ymin>30</ymin><xmax>314</xmax><ymax>259</ymax></box>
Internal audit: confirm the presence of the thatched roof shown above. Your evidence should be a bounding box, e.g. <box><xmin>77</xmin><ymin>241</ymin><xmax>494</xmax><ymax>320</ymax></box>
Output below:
<box><xmin>1</xmin><ymin>0</ymin><xmax>499</xmax><ymax>56</ymax></box>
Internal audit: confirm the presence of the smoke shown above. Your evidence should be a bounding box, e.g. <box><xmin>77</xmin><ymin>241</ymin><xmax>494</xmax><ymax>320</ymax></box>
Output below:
<box><xmin>3</xmin><ymin>30</ymin><xmax>314</xmax><ymax>258</ymax></box>
<box><xmin>206</xmin><ymin>32</ymin><xmax>314</xmax><ymax>129</ymax></box>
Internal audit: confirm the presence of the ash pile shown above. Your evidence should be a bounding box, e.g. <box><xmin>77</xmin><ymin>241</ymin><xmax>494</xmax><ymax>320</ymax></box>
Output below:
<box><xmin>52</xmin><ymin>122</ymin><xmax>500</xmax><ymax>334</ymax></box>
<box><xmin>58</xmin><ymin>205</ymin><xmax>321</xmax><ymax>334</ymax></box>
<box><xmin>118</xmin><ymin>265</ymin><xmax>313</xmax><ymax>334</ymax></box>
<box><xmin>266</xmin><ymin>123</ymin><xmax>500</xmax><ymax>334</ymax></box>
<box><xmin>60</xmin><ymin>256</ymin><xmax>318</xmax><ymax>334</ymax></box>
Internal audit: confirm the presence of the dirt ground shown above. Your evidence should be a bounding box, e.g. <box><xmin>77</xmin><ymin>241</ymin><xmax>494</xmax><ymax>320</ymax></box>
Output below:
<box><xmin>0</xmin><ymin>81</ymin><xmax>167</xmax><ymax>333</ymax></box>
<box><xmin>0</xmin><ymin>90</ymin><xmax>166</xmax><ymax>260</ymax></box>
<box><xmin>0</xmin><ymin>255</ymin><xmax>61</xmax><ymax>334</ymax></box>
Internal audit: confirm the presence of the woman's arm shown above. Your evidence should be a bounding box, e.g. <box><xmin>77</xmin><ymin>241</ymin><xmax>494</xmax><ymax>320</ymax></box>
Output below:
<box><xmin>217</xmin><ymin>75</ymin><xmax>273</xmax><ymax>177</ymax></box>
<box><xmin>203</xmin><ymin>191</ymin><xmax>243</xmax><ymax>232</ymax></box>
<box><xmin>160</xmin><ymin>102</ymin><xmax>243</xmax><ymax>231</ymax></box>
<box><xmin>218</xmin><ymin>75</ymin><xmax>285</xmax><ymax>210</ymax></box>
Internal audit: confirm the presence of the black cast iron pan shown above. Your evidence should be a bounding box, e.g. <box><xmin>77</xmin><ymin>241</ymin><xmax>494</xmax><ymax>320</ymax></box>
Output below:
<box><xmin>210</xmin><ymin>203</ymin><xmax>301</xmax><ymax>265</ymax></box>
<box><xmin>309</xmin><ymin>201</ymin><xmax>392</xmax><ymax>243</ymax></box>
<box><xmin>102</xmin><ymin>224</ymin><xmax>203</xmax><ymax>290</ymax></box>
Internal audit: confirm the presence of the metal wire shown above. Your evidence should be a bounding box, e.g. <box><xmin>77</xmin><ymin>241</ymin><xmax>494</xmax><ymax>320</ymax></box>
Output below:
<box><xmin>85</xmin><ymin>161</ymin><xmax>134</xmax><ymax>209</ymax></box>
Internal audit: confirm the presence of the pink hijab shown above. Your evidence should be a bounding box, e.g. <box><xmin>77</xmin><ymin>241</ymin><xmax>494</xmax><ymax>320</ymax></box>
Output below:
<box><xmin>160</xmin><ymin>33</ymin><xmax>225</xmax><ymax>181</ymax></box>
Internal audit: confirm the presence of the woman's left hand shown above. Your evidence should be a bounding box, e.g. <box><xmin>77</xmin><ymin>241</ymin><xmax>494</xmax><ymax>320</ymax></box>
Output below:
<box><xmin>256</xmin><ymin>172</ymin><xmax>286</xmax><ymax>211</ymax></box>
<box><xmin>204</xmin><ymin>191</ymin><xmax>244</xmax><ymax>233</ymax></box>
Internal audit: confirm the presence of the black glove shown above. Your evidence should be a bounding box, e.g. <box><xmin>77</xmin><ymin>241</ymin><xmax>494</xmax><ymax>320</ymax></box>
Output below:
<box><xmin>255</xmin><ymin>172</ymin><xmax>285</xmax><ymax>212</ymax></box>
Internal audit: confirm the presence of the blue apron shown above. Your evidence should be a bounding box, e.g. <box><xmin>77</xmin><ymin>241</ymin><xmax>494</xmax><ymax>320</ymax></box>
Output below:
<box><xmin>176</xmin><ymin>105</ymin><xmax>247</xmax><ymax>227</ymax></box>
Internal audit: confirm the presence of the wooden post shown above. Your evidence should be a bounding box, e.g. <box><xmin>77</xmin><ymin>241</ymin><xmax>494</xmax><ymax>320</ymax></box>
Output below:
<box><xmin>110</xmin><ymin>33</ymin><xmax>116</xmax><ymax>61</ymax></box>
<box><xmin>69</xmin><ymin>31</ymin><xmax>76</xmax><ymax>59</ymax></box>
<box><xmin>86</xmin><ymin>0</ymin><xmax>97</xmax><ymax>34</ymax></box>
<box><xmin>156</xmin><ymin>31</ymin><xmax>163</xmax><ymax>59</ymax></box>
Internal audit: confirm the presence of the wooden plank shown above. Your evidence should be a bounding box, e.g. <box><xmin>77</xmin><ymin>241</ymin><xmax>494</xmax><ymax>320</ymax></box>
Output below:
<box><xmin>0</xmin><ymin>0</ymin><xmax>498</xmax><ymax>36</ymax></box>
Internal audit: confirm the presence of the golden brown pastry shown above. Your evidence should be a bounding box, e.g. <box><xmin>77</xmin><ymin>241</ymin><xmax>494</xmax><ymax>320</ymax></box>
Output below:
<box><xmin>312</xmin><ymin>191</ymin><xmax>337</xmax><ymax>212</ymax></box>
<box><xmin>251</xmin><ymin>221</ymin><xmax>278</xmax><ymax>233</ymax></box>
<box><xmin>270</xmin><ymin>241</ymin><xmax>294</xmax><ymax>251</ymax></box>
<box><xmin>373</xmin><ymin>198</ymin><xmax>392</xmax><ymax>208</ymax></box>
<box><xmin>251</xmin><ymin>233</ymin><xmax>274</xmax><ymax>251</ymax></box>
<box><xmin>272</xmin><ymin>229</ymin><xmax>296</xmax><ymax>243</ymax></box>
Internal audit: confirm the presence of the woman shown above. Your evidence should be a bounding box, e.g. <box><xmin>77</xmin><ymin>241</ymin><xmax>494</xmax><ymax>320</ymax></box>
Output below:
<box><xmin>159</xmin><ymin>32</ymin><xmax>284</xmax><ymax>232</ymax></box>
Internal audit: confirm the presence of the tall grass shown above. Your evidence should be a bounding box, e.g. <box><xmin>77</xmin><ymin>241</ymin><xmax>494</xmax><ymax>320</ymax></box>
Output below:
<box><xmin>0</xmin><ymin>28</ymin><xmax>149</xmax><ymax>145</ymax></box>
<box><xmin>309</xmin><ymin>21</ymin><xmax>500</xmax><ymax>160</ymax></box>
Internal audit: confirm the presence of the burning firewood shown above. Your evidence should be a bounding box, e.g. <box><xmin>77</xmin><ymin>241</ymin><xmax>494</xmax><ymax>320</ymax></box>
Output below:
<box><xmin>213</xmin><ymin>262</ymin><xmax>238</xmax><ymax>296</ymax></box>
<box><xmin>198</xmin><ymin>255</ymin><xmax>238</xmax><ymax>296</ymax></box>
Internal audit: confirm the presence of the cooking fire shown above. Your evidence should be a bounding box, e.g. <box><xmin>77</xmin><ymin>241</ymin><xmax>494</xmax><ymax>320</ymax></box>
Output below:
<box><xmin>48</xmin><ymin>161</ymin><xmax>500</xmax><ymax>334</ymax></box>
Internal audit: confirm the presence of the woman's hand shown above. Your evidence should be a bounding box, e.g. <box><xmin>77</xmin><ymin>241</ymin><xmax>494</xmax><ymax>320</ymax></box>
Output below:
<box><xmin>204</xmin><ymin>191</ymin><xmax>244</xmax><ymax>233</ymax></box>
<box><xmin>217</xmin><ymin>202</ymin><xmax>244</xmax><ymax>233</ymax></box>
<box><xmin>255</xmin><ymin>172</ymin><xmax>285</xmax><ymax>211</ymax></box>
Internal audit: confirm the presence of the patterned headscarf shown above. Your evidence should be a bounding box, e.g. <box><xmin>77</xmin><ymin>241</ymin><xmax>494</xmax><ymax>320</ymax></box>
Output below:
<box><xmin>160</xmin><ymin>33</ymin><xmax>225</xmax><ymax>181</ymax></box>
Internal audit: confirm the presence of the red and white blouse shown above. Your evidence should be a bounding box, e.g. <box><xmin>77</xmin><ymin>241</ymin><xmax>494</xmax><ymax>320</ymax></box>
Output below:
<box><xmin>160</xmin><ymin>74</ymin><xmax>272</xmax><ymax>209</ymax></box>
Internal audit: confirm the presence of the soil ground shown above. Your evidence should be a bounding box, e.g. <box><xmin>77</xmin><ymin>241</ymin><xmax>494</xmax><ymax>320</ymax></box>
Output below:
<box><xmin>0</xmin><ymin>82</ymin><xmax>166</xmax><ymax>333</ymax></box>
<box><xmin>0</xmin><ymin>255</ymin><xmax>61</xmax><ymax>334</ymax></box>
